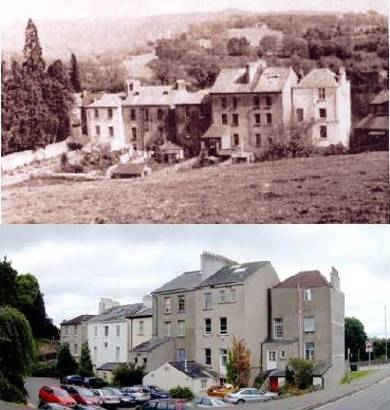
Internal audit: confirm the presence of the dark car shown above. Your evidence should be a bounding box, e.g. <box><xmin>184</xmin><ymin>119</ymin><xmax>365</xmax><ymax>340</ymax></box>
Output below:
<box><xmin>140</xmin><ymin>399</ymin><xmax>188</xmax><ymax>410</ymax></box>
<box><xmin>62</xmin><ymin>375</ymin><xmax>85</xmax><ymax>386</ymax></box>
<box><xmin>84</xmin><ymin>377</ymin><xmax>108</xmax><ymax>389</ymax></box>
<box><xmin>144</xmin><ymin>386</ymin><xmax>170</xmax><ymax>400</ymax></box>
<box><xmin>61</xmin><ymin>385</ymin><xmax>103</xmax><ymax>406</ymax></box>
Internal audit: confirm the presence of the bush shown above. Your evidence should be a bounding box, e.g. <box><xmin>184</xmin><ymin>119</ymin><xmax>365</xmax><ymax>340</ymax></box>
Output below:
<box><xmin>322</xmin><ymin>143</ymin><xmax>347</xmax><ymax>156</ymax></box>
<box><xmin>287</xmin><ymin>358</ymin><xmax>313</xmax><ymax>390</ymax></box>
<box><xmin>67</xmin><ymin>141</ymin><xmax>83</xmax><ymax>151</ymax></box>
<box><xmin>169</xmin><ymin>386</ymin><xmax>194</xmax><ymax>400</ymax></box>
<box><xmin>253</xmin><ymin>370</ymin><xmax>266</xmax><ymax>389</ymax></box>
<box><xmin>30</xmin><ymin>361</ymin><xmax>58</xmax><ymax>378</ymax></box>
<box><xmin>112</xmin><ymin>363</ymin><xmax>145</xmax><ymax>387</ymax></box>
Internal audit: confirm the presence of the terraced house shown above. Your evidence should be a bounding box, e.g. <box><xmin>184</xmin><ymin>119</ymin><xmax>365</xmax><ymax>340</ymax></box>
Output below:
<box><xmin>149</xmin><ymin>251</ymin><xmax>345</xmax><ymax>388</ymax></box>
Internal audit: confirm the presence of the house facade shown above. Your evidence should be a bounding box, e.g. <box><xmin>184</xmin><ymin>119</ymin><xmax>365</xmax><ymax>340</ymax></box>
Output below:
<box><xmin>60</xmin><ymin>314</ymin><xmax>95</xmax><ymax>360</ymax></box>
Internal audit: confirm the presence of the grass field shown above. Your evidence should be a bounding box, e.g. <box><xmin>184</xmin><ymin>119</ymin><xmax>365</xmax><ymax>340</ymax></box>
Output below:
<box><xmin>2</xmin><ymin>152</ymin><xmax>389</xmax><ymax>224</ymax></box>
<box><xmin>341</xmin><ymin>370</ymin><xmax>374</xmax><ymax>384</ymax></box>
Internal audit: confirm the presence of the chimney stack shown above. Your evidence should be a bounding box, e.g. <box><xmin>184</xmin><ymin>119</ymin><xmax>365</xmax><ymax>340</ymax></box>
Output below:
<box><xmin>338</xmin><ymin>67</ymin><xmax>346</xmax><ymax>84</ymax></box>
<box><xmin>330</xmin><ymin>267</ymin><xmax>340</xmax><ymax>291</ymax></box>
<box><xmin>200</xmin><ymin>251</ymin><xmax>236</xmax><ymax>281</ymax></box>
<box><xmin>142</xmin><ymin>294</ymin><xmax>152</xmax><ymax>308</ymax></box>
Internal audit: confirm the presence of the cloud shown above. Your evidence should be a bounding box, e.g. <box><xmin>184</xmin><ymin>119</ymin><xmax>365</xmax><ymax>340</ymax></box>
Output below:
<box><xmin>1</xmin><ymin>225</ymin><xmax>388</xmax><ymax>337</ymax></box>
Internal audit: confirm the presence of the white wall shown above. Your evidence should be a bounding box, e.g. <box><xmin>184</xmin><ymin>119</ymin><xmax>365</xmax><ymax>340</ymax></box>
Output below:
<box><xmin>130</xmin><ymin>317</ymin><xmax>153</xmax><ymax>350</ymax></box>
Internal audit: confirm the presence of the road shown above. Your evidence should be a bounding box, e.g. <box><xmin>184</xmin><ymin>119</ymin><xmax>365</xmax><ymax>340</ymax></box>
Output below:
<box><xmin>317</xmin><ymin>377</ymin><xmax>390</xmax><ymax>410</ymax></box>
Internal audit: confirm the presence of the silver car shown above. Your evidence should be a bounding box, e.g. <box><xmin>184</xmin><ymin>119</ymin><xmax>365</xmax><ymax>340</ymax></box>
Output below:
<box><xmin>192</xmin><ymin>397</ymin><xmax>231</xmax><ymax>407</ymax></box>
<box><xmin>121</xmin><ymin>386</ymin><xmax>151</xmax><ymax>402</ymax></box>
<box><xmin>93</xmin><ymin>388</ymin><xmax>121</xmax><ymax>407</ymax></box>
<box><xmin>224</xmin><ymin>388</ymin><xmax>275</xmax><ymax>404</ymax></box>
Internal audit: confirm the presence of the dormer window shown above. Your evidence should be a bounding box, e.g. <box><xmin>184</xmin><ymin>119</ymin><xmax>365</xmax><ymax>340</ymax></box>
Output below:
<box><xmin>319</xmin><ymin>88</ymin><xmax>326</xmax><ymax>100</ymax></box>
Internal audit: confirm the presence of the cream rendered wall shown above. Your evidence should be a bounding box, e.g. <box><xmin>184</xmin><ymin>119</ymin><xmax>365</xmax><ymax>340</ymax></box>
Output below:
<box><xmin>88</xmin><ymin>320</ymin><xmax>129</xmax><ymax>368</ymax></box>
<box><xmin>130</xmin><ymin>316</ymin><xmax>153</xmax><ymax>350</ymax></box>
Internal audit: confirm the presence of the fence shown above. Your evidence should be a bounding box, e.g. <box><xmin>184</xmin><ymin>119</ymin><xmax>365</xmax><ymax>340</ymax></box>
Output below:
<box><xmin>1</xmin><ymin>141</ymin><xmax>68</xmax><ymax>172</ymax></box>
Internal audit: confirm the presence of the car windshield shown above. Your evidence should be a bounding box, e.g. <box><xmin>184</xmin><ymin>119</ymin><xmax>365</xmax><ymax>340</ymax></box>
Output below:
<box><xmin>53</xmin><ymin>388</ymin><xmax>70</xmax><ymax>398</ymax></box>
<box><xmin>105</xmin><ymin>388</ymin><xmax>121</xmax><ymax>395</ymax></box>
<box><xmin>77</xmin><ymin>388</ymin><xmax>95</xmax><ymax>397</ymax></box>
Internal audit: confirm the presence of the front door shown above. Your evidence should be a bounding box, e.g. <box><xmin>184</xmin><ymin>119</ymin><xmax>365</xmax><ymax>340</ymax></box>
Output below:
<box><xmin>267</xmin><ymin>350</ymin><xmax>277</xmax><ymax>370</ymax></box>
<box><xmin>270</xmin><ymin>376</ymin><xmax>279</xmax><ymax>392</ymax></box>
<box><xmin>208</xmin><ymin>138</ymin><xmax>220</xmax><ymax>156</ymax></box>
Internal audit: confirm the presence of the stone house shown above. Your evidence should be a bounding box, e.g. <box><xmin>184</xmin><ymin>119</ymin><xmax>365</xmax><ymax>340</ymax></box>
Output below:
<box><xmin>262</xmin><ymin>268</ymin><xmax>345</xmax><ymax>389</ymax></box>
<box><xmin>353</xmin><ymin>90</ymin><xmax>389</xmax><ymax>152</ymax></box>
<box><xmin>202</xmin><ymin>60</ymin><xmax>298</xmax><ymax>159</ymax></box>
<box><xmin>60</xmin><ymin>314</ymin><xmax>95</xmax><ymax>361</ymax></box>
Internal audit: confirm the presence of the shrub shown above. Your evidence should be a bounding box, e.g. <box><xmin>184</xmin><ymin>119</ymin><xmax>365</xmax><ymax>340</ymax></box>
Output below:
<box><xmin>67</xmin><ymin>141</ymin><xmax>83</xmax><ymax>151</ymax></box>
<box><xmin>30</xmin><ymin>361</ymin><xmax>58</xmax><ymax>378</ymax></box>
<box><xmin>287</xmin><ymin>358</ymin><xmax>313</xmax><ymax>390</ymax></box>
<box><xmin>169</xmin><ymin>386</ymin><xmax>194</xmax><ymax>400</ymax></box>
<box><xmin>253</xmin><ymin>370</ymin><xmax>266</xmax><ymax>389</ymax></box>
<box><xmin>112</xmin><ymin>363</ymin><xmax>145</xmax><ymax>387</ymax></box>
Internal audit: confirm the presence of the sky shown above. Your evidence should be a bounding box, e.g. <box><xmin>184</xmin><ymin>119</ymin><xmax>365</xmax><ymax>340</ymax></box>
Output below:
<box><xmin>1</xmin><ymin>0</ymin><xmax>388</xmax><ymax>26</ymax></box>
<box><xmin>0</xmin><ymin>224</ymin><xmax>388</xmax><ymax>338</ymax></box>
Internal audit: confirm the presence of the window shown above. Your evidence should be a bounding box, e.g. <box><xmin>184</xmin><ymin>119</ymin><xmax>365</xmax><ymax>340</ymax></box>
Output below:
<box><xmin>143</xmin><ymin>357</ymin><xmax>147</xmax><ymax>365</ymax></box>
<box><xmin>296</xmin><ymin>108</ymin><xmax>304</xmax><ymax>122</ymax></box>
<box><xmin>233</xmin><ymin>134</ymin><xmax>240</xmax><ymax>146</ymax></box>
<box><xmin>280</xmin><ymin>350</ymin><xmax>286</xmax><ymax>360</ymax></box>
<box><xmin>319</xmin><ymin>88</ymin><xmax>326</xmax><ymax>100</ymax></box>
<box><xmin>177</xmin><ymin>349</ymin><xmax>186</xmax><ymax>362</ymax></box>
<box><xmin>266</xmin><ymin>113</ymin><xmax>272</xmax><ymax>125</ymax></box>
<box><xmin>269</xmin><ymin>351</ymin><xmax>276</xmax><ymax>361</ymax></box>
<box><xmin>144</xmin><ymin>108</ymin><xmax>149</xmax><ymax>121</ymax></box>
<box><xmin>130</xmin><ymin>109</ymin><xmax>136</xmax><ymax>121</ymax></box>
<box><xmin>164</xmin><ymin>297</ymin><xmax>172</xmax><ymax>313</ymax></box>
<box><xmin>115</xmin><ymin>347</ymin><xmax>120</xmax><ymax>361</ymax></box>
<box><xmin>232</xmin><ymin>113</ymin><xmax>239</xmax><ymax>127</ymax></box>
<box><xmin>268</xmin><ymin>137</ymin><xmax>273</xmax><ymax>146</ymax></box>
<box><xmin>201</xmin><ymin>379</ymin><xmax>208</xmax><ymax>389</ymax></box>
<box><xmin>205</xmin><ymin>318</ymin><xmax>212</xmax><ymax>334</ymax></box>
<box><xmin>116</xmin><ymin>325</ymin><xmax>120</xmax><ymax>337</ymax></box>
<box><xmin>220</xmin><ymin>349</ymin><xmax>228</xmax><ymax>368</ymax></box>
<box><xmin>157</xmin><ymin>109</ymin><xmax>164</xmax><ymax>121</ymax></box>
<box><xmin>109</xmin><ymin>126</ymin><xmax>114</xmax><ymax>137</ymax></box>
<box><xmin>253</xmin><ymin>96</ymin><xmax>260</xmax><ymax>107</ymax></box>
<box><xmin>177</xmin><ymin>320</ymin><xmax>185</xmax><ymax>337</ymax></box>
<box><xmin>204</xmin><ymin>292</ymin><xmax>213</xmax><ymax>310</ymax></box>
<box><xmin>221</xmin><ymin>97</ymin><xmax>227</xmax><ymax>109</ymax></box>
<box><xmin>104</xmin><ymin>342</ymin><xmax>108</xmax><ymax>348</ymax></box>
<box><xmin>74</xmin><ymin>344</ymin><xmax>78</xmax><ymax>354</ymax></box>
<box><xmin>305</xmin><ymin>342</ymin><xmax>315</xmax><ymax>360</ymax></box>
<box><xmin>96</xmin><ymin>125</ymin><xmax>100</xmax><ymax>136</ymax></box>
<box><xmin>185</xmin><ymin>107</ymin><xmax>190</xmax><ymax>119</ymax></box>
<box><xmin>222</xmin><ymin>113</ymin><xmax>228</xmax><ymax>125</ymax></box>
<box><xmin>93</xmin><ymin>346</ymin><xmax>97</xmax><ymax>360</ymax></box>
<box><xmin>230</xmin><ymin>288</ymin><xmax>236</xmax><ymax>302</ymax></box>
<box><xmin>165</xmin><ymin>321</ymin><xmax>171</xmax><ymax>337</ymax></box>
<box><xmin>319</xmin><ymin>108</ymin><xmax>327</xmax><ymax>119</ymax></box>
<box><xmin>134</xmin><ymin>357</ymin><xmax>138</xmax><ymax>364</ymax></box>
<box><xmin>132</xmin><ymin>127</ymin><xmax>137</xmax><ymax>141</ymax></box>
<box><xmin>304</xmin><ymin>317</ymin><xmax>315</xmax><ymax>333</ymax></box>
<box><xmin>273</xmin><ymin>318</ymin><xmax>284</xmax><ymax>339</ymax></box>
<box><xmin>205</xmin><ymin>348</ymin><xmax>212</xmax><ymax>365</ymax></box>
<box><xmin>220</xmin><ymin>317</ymin><xmax>227</xmax><ymax>334</ymax></box>
<box><xmin>94</xmin><ymin>108</ymin><xmax>99</xmax><ymax>119</ymax></box>
<box><xmin>74</xmin><ymin>325</ymin><xmax>77</xmax><ymax>335</ymax></box>
<box><xmin>104</xmin><ymin>326</ymin><xmax>109</xmax><ymax>337</ymax></box>
<box><xmin>304</xmin><ymin>289</ymin><xmax>312</xmax><ymax>301</ymax></box>
<box><xmin>178</xmin><ymin>295</ymin><xmax>185</xmax><ymax>313</ymax></box>
<box><xmin>255</xmin><ymin>134</ymin><xmax>262</xmax><ymax>147</ymax></box>
<box><xmin>265</xmin><ymin>96</ymin><xmax>272</xmax><ymax>107</ymax></box>
<box><xmin>108</xmin><ymin>108</ymin><xmax>113</xmax><ymax>119</ymax></box>
<box><xmin>64</xmin><ymin>326</ymin><xmax>68</xmax><ymax>335</ymax></box>
<box><xmin>94</xmin><ymin>326</ymin><xmax>97</xmax><ymax>337</ymax></box>
<box><xmin>139</xmin><ymin>320</ymin><xmax>144</xmax><ymax>335</ymax></box>
<box><xmin>233</xmin><ymin>97</ymin><xmax>238</xmax><ymax>110</ymax></box>
<box><xmin>219</xmin><ymin>289</ymin><xmax>226</xmax><ymax>303</ymax></box>
<box><xmin>158</xmin><ymin>126</ymin><xmax>164</xmax><ymax>138</ymax></box>
<box><xmin>254</xmin><ymin>113</ymin><xmax>261</xmax><ymax>124</ymax></box>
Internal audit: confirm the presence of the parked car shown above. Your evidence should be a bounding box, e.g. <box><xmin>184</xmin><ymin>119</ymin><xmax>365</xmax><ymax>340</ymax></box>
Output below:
<box><xmin>62</xmin><ymin>375</ymin><xmax>85</xmax><ymax>386</ymax></box>
<box><xmin>38</xmin><ymin>385</ymin><xmax>77</xmax><ymax>407</ymax></box>
<box><xmin>121</xmin><ymin>386</ymin><xmax>151</xmax><ymax>403</ymax></box>
<box><xmin>139</xmin><ymin>399</ymin><xmax>188</xmax><ymax>410</ymax></box>
<box><xmin>74</xmin><ymin>405</ymin><xmax>107</xmax><ymax>410</ymax></box>
<box><xmin>61</xmin><ymin>385</ymin><xmax>103</xmax><ymax>406</ymax></box>
<box><xmin>144</xmin><ymin>386</ymin><xmax>170</xmax><ymax>399</ymax></box>
<box><xmin>192</xmin><ymin>397</ymin><xmax>230</xmax><ymax>407</ymax></box>
<box><xmin>92</xmin><ymin>388</ymin><xmax>121</xmax><ymax>408</ymax></box>
<box><xmin>103</xmin><ymin>387</ymin><xmax>137</xmax><ymax>407</ymax></box>
<box><xmin>224</xmin><ymin>388</ymin><xmax>276</xmax><ymax>404</ymax></box>
<box><xmin>207</xmin><ymin>385</ymin><xmax>235</xmax><ymax>399</ymax></box>
<box><xmin>84</xmin><ymin>377</ymin><xmax>108</xmax><ymax>389</ymax></box>
<box><xmin>39</xmin><ymin>404</ymin><xmax>72</xmax><ymax>410</ymax></box>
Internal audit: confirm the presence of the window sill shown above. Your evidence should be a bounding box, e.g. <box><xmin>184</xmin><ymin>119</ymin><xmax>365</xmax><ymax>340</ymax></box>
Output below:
<box><xmin>219</xmin><ymin>333</ymin><xmax>229</xmax><ymax>336</ymax></box>
<box><xmin>176</xmin><ymin>335</ymin><xmax>185</xmax><ymax>338</ymax></box>
<box><xmin>204</xmin><ymin>333</ymin><xmax>212</xmax><ymax>337</ymax></box>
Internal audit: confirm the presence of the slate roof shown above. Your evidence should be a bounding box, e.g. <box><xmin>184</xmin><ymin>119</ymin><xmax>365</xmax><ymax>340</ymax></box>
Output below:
<box><xmin>211</xmin><ymin>65</ymin><xmax>292</xmax><ymax>94</ymax></box>
<box><xmin>97</xmin><ymin>362</ymin><xmax>124</xmax><ymax>371</ymax></box>
<box><xmin>132</xmin><ymin>337</ymin><xmax>172</xmax><ymax>353</ymax></box>
<box><xmin>201</xmin><ymin>124</ymin><xmax>231</xmax><ymax>139</ymax></box>
<box><xmin>153</xmin><ymin>270</ymin><xmax>203</xmax><ymax>294</ymax></box>
<box><xmin>88</xmin><ymin>303</ymin><xmax>145</xmax><ymax>323</ymax></box>
<box><xmin>371</xmin><ymin>90</ymin><xmax>389</xmax><ymax>105</ymax></box>
<box><xmin>61</xmin><ymin>314</ymin><xmax>95</xmax><ymax>326</ymax></box>
<box><xmin>88</xmin><ymin>93</ymin><xmax>124</xmax><ymax>108</ymax></box>
<box><xmin>169</xmin><ymin>361</ymin><xmax>218</xmax><ymax>379</ymax></box>
<box><xmin>160</xmin><ymin>141</ymin><xmax>184</xmax><ymax>152</ymax></box>
<box><xmin>274</xmin><ymin>270</ymin><xmax>329</xmax><ymax>289</ymax></box>
<box><xmin>129</xmin><ymin>306</ymin><xmax>153</xmax><ymax>318</ymax></box>
<box><xmin>355</xmin><ymin>115</ymin><xmax>389</xmax><ymax>130</ymax></box>
<box><xmin>297</xmin><ymin>68</ymin><xmax>338</xmax><ymax>88</ymax></box>
<box><xmin>199</xmin><ymin>261</ymin><xmax>269</xmax><ymax>287</ymax></box>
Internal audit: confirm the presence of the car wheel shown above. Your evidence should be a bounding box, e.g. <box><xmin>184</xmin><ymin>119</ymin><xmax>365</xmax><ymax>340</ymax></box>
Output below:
<box><xmin>237</xmin><ymin>399</ymin><xmax>245</xmax><ymax>404</ymax></box>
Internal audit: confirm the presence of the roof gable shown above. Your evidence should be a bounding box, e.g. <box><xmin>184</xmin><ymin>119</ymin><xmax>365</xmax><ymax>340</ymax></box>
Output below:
<box><xmin>61</xmin><ymin>314</ymin><xmax>95</xmax><ymax>325</ymax></box>
<box><xmin>153</xmin><ymin>270</ymin><xmax>202</xmax><ymax>294</ymax></box>
<box><xmin>88</xmin><ymin>303</ymin><xmax>145</xmax><ymax>323</ymax></box>
<box><xmin>169</xmin><ymin>361</ymin><xmax>218</xmax><ymax>379</ymax></box>
<box><xmin>297</xmin><ymin>68</ymin><xmax>338</xmax><ymax>88</ymax></box>
<box><xmin>274</xmin><ymin>270</ymin><xmax>329</xmax><ymax>289</ymax></box>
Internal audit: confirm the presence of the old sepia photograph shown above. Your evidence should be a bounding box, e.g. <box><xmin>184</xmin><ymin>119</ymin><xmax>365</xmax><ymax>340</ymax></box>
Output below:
<box><xmin>1</xmin><ymin>0</ymin><xmax>389</xmax><ymax>223</ymax></box>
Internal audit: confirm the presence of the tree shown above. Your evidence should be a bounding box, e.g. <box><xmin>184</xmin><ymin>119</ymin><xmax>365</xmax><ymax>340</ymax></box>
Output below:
<box><xmin>0</xmin><ymin>257</ymin><xmax>18</xmax><ymax>306</ymax></box>
<box><xmin>56</xmin><ymin>343</ymin><xmax>78</xmax><ymax>379</ymax></box>
<box><xmin>287</xmin><ymin>358</ymin><xmax>313</xmax><ymax>389</ymax></box>
<box><xmin>70</xmin><ymin>53</ymin><xmax>82</xmax><ymax>92</ymax></box>
<box><xmin>79</xmin><ymin>342</ymin><xmax>94</xmax><ymax>377</ymax></box>
<box><xmin>345</xmin><ymin>317</ymin><xmax>367</xmax><ymax>361</ymax></box>
<box><xmin>112</xmin><ymin>363</ymin><xmax>145</xmax><ymax>387</ymax></box>
<box><xmin>226</xmin><ymin>336</ymin><xmax>251</xmax><ymax>387</ymax></box>
<box><xmin>0</xmin><ymin>306</ymin><xmax>35</xmax><ymax>403</ymax></box>
<box><xmin>227</xmin><ymin>37</ymin><xmax>250</xmax><ymax>56</ymax></box>
<box><xmin>23</xmin><ymin>18</ymin><xmax>45</xmax><ymax>74</ymax></box>
<box><xmin>259</xmin><ymin>35</ymin><xmax>278</xmax><ymax>55</ymax></box>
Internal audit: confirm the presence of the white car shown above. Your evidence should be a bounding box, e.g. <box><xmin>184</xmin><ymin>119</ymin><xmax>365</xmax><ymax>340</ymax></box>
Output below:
<box><xmin>192</xmin><ymin>397</ymin><xmax>231</xmax><ymax>407</ymax></box>
<box><xmin>224</xmin><ymin>388</ymin><xmax>277</xmax><ymax>404</ymax></box>
<box><xmin>93</xmin><ymin>388</ymin><xmax>121</xmax><ymax>406</ymax></box>
<box><xmin>121</xmin><ymin>386</ymin><xmax>151</xmax><ymax>402</ymax></box>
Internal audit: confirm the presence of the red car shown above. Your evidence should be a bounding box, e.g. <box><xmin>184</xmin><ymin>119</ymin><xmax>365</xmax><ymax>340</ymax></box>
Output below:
<box><xmin>39</xmin><ymin>385</ymin><xmax>77</xmax><ymax>407</ymax></box>
<box><xmin>61</xmin><ymin>385</ymin><xmax>103</xmax><ymax>406</ymax></box>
